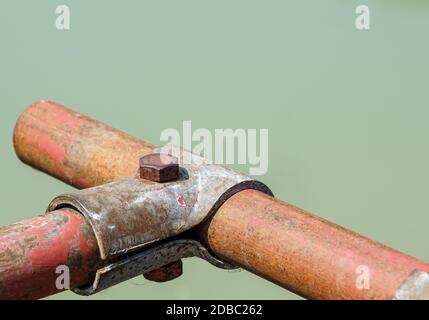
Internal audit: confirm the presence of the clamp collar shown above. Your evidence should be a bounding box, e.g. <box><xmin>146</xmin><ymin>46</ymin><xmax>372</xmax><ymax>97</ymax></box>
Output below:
<box><xmin>47</xmin><ymin>146</ymin><xmax>273</xmax><ymax>295</ymax></box>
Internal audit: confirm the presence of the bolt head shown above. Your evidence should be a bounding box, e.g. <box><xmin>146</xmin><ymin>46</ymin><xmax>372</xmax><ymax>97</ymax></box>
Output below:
<box><xmin>139</xmin><ymin>153</ymin><xmax>179</xmax><ymax>182</ymax></box>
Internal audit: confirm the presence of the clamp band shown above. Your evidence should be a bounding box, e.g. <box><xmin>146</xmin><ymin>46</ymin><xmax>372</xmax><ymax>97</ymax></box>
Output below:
<box><xmin>47</xmin><ymin>147</ymin><xmax>273</xmax><ymax>295</ymax></box>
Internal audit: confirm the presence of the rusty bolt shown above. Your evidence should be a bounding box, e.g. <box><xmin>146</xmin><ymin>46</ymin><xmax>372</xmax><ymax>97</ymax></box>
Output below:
<box><xmin>143</xmin><ymin>260</ymin><xmax>183</xmax><ymax>283</ymax></box>
<box><xmin>140</xmin><ymin>153</ymin><xmax>182</xmax><ymax>282</ymax></box>
<box><xmin>139</xmin><ymin>153</ymin><xmax>179</xmax><ymax>183</ymax></box>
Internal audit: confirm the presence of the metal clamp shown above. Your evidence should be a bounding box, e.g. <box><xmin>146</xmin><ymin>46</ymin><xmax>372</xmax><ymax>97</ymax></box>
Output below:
<box><xmin>393</xmin><ymin>270</ymin><xmax>429</xmax><ymax>300</ymax></box>
<box><xmin>46</xmin><ymin>146</ymin><xmax>273</xmax><ymax>295</ymax></box>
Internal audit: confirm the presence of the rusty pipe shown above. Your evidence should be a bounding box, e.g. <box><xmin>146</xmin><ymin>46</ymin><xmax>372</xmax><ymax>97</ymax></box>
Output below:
<box><xmin>0</xmin><ymin>209</ymin><xmax>99</xmax><ymax>300</ymax></box>
<box><xmin>13</xmin><ymin>100</ymin><xmax>155</xmax><ymax>189</ymax></box>
<box><xmin>8</xmin><ymin>100</ymin><xmax>429</xmax><ymax>299</ymax></box>
<box><xmin>201</xmin><ymin>190</ymin><xmax>429</xmax><ymax>299</ymax></box>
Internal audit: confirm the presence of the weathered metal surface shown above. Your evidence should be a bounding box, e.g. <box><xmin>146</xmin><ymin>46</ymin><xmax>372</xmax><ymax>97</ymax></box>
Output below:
<box><xmin>393</xmin><ymin>270</ymin><xmax>429</xmax><ymax>300</ymax></box>
<box><xmin>0</xmin><ymin>209</ymin><xmax>99</xmax><ymax>300</ymax></box>
<box><xmin>75</xmin><ymin>239</ymin><xmax>234</xmax><ymax>295</ymax></box>
<box><xmin>9</xmin><ymin>100</ymin><xmax>429</xmax><ymax>300</ymax></box>
<box><xmin>46</xmin><ymin>149</ymin><xmax>272</xmax><ymax>294</ymax></box>
<box><xmin>47</xmin><ymin>152</ymin><xmax>273</xmax><ymax>261</ymax></box>
<box><xmin>201</xmin><ymin>190</ymin><xmax>429</xmax><ymax>300</ymax></box>
<box><xmin>13</xmin><ymin>100</ymin><xmax>155</xmax><ymax>189</ymax></box>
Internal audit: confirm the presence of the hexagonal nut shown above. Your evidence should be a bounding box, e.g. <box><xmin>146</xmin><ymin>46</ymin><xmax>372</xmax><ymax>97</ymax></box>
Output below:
<box><xmin>139</xmin><ymin>153</ymin><xmax>179</xmax><ymax>183</ymax></box>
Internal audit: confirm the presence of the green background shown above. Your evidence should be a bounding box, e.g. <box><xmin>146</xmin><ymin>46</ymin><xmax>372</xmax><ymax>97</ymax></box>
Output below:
<box><xmin>1</xmin><ymin>1</ymin><xmax>428</xmax><ymax>299</ymax></box>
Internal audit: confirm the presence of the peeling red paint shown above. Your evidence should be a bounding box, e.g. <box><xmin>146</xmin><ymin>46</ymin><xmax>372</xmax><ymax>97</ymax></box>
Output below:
<box><xmin>38</xmin><ymin>135</ymin><xmax>66</xmax><ymax>164</ymax></box>
<box><xmin>176</xmin><ymin>195</ymin><xmax>187</xmax><ymax>207</ymax></box>
<box><xmin>0</xmin><ymin>209</ymin><xmax>99</xmax><ymax>300</ymax></box>
<box><xmin>56</xmin><ymin>110</ymin><xmax>80</xmax><ymax>128</ymax></box>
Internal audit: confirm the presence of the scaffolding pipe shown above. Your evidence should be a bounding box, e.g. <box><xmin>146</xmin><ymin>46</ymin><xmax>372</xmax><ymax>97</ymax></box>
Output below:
<box><xmin>2</xmin><ymin>100</ymin><xmax>428</xmax><ymax>300</ymax></box>
<box><xmin>0</xmin><ymin>208</ymin><xmax>99</xmax><ymax>299</ymax></box>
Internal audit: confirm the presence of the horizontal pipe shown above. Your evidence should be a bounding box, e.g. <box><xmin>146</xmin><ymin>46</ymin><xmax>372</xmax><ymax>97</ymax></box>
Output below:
<box><xmin>7</xmin><ymin>100</ymin><xmax>429</xmax><ymax>299</ymax></box>
<box><xmin>201</xmin><ymin>190</ymin><xmax>429</xmax><ymax>299</ymax></box>
<box><xmin>13</xmin><ymin>100</ymin><xmax>154</xmax><ymax>189</ymax></box>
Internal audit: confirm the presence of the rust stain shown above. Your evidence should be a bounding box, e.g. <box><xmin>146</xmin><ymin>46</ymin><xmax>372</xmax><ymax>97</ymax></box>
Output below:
<box><xmin>13</xmin><ymin>100</ymin><xmax>155</xmax><ymax>189</ymax></box>
<box><xmin>202</xmin><ymin>189</ymin><xmax>429</xmax><ymax>300</ymax></box>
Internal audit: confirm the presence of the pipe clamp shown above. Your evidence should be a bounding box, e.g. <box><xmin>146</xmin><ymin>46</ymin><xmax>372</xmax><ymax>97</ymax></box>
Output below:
<box><xmin>47</xmin><ymin>146</ymin><xmax>273</xmax><ymax>295</ymax></box>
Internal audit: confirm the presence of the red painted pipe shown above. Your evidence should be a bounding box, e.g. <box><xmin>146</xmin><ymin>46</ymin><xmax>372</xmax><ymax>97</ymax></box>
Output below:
<box><xmin>13</xmin><ymin>100</ymin><xmax>154</xmax><ymax>189</ymax></box>
<box><xmin>0</xmin><ymin>209</ymin><xmax>99</xmax><ymax>300</ymax></box>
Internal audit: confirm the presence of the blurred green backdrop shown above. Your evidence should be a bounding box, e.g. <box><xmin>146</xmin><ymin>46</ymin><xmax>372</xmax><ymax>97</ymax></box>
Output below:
<box><xmin>1</xmin><ymin>1</ymin><xmax>428</xmax><ymax>299</ymax></box>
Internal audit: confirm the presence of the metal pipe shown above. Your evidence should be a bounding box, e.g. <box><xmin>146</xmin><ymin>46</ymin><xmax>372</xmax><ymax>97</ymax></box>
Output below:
<box><xmin>0</xmin><ymin>209</ymin><xmax>99</xmax><ymax>300</ymax></box>
<box><xmin>200</xmin><ymin>190</ymin><xmax>429</xmax><ymax>299</ymax></box>
<box><xmin>7</xmin><ymin>100</ymin><xmax>429</xmax><ymax>299</ymax></box>
<box><xmin>13</xmin><ymin>100</ymin><xmax>155</xmax><ymax>189</ymax></box>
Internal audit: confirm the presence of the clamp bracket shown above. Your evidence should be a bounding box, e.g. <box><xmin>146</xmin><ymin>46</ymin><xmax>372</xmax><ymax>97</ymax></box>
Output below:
<box><xmin>46</xmin><ymin>146</ymin><xmax>273</xmax><ymax>295</ymax></box>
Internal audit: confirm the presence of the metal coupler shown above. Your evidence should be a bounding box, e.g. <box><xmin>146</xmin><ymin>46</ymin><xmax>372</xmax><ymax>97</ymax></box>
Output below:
<box><xmin>46</xmin><ymin>146</ymin><xmax>273</xmax><ymax>295</ymax></box>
